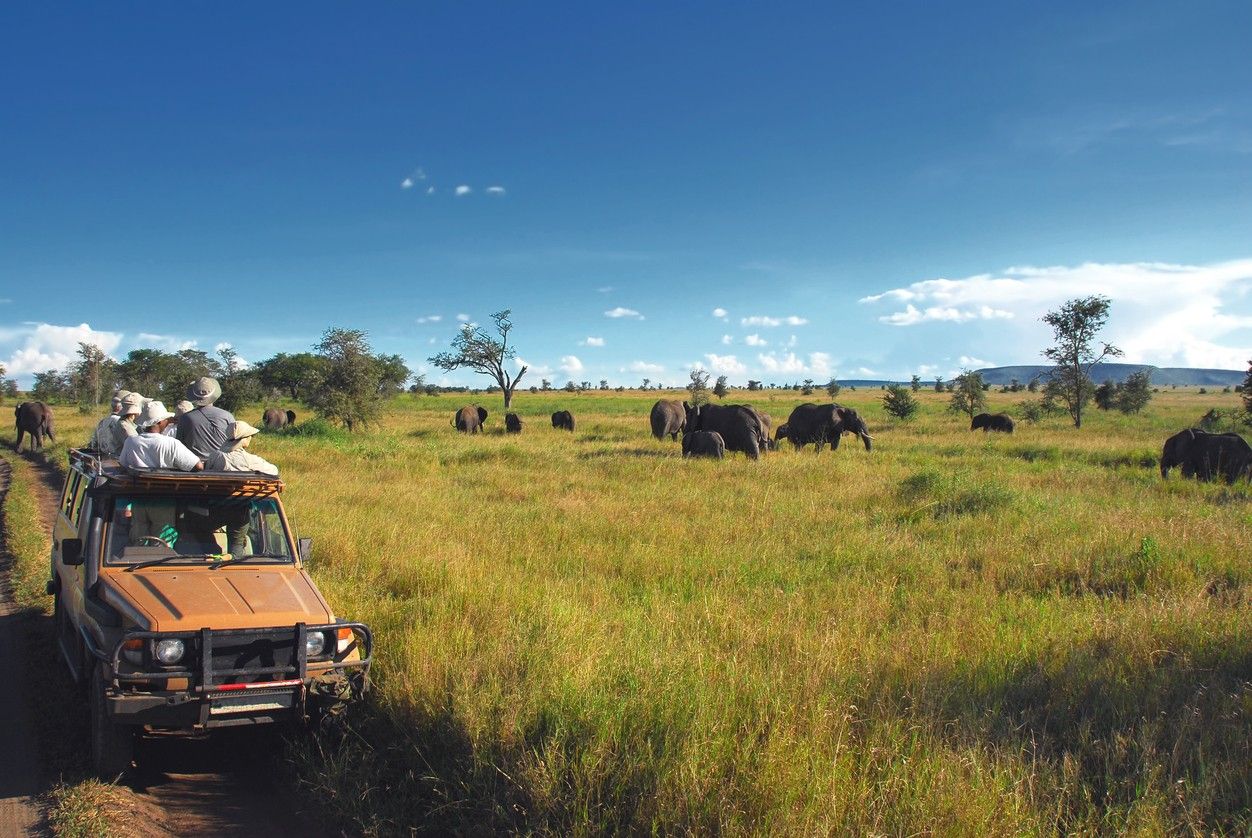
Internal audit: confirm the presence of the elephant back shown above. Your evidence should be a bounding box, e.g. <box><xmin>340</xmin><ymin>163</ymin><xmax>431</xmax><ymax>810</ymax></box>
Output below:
<box><xmin>691</xmin><ymin>403</ymin><xmax>761</xmax><ymax>459</ymax></box>
<box><xmin>650</xmin><ymin>400</ymin><xmax>684</xmax><ymax>439</ymax></box>
<box><xmin>784</xmin><ymin>403</ymin><xmax>836</xmax><ymax>446</ymax></box>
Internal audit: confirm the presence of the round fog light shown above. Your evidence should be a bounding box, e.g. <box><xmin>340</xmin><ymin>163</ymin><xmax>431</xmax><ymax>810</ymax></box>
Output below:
<box><xmin>154</xmin><ymin>638</ymin><xmax>185</xmax><ymax>665</ymax></box>
<box><xmin>305</xmin><ymin>632</ymin><xmax>327</xmax><ymax>658</ymax></box>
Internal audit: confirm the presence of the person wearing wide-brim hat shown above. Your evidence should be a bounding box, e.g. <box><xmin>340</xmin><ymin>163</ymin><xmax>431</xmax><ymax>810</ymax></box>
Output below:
<box><xmin>89</xmin><ymin>391</ymin><xmax>146</xmax><ymax>457</ymax></box>
<box><xmin>176</xmin><ymin>376</ymin><xmax>236</xmax><ymax>461</ymax></box>
<box><xmin>206</xmin><ymin>421</ymin><xmax>278</xmax><ymax>477</ymax></box>
<box><xmin>118</xmin><ymin>400</ymin><xmax>203</xmax><ymax>472</ymax></box>
<box><xmin>164</xmin><ymin>400</ymin><xmax>194</xmax><ymax>437</ymax></box>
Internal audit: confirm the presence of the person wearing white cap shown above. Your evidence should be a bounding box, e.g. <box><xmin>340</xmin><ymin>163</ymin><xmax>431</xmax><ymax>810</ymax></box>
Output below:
<box><xmin>89</xmin><ymin>391</ymin><xmax>145</xmax><ymax>457</ymax></box>
<box><xmin>205</xmin><ymin>421</ymin><xmax>278</xmax><ymax>476</ymax></box>
<box><xmin>164</xmin><ymin>400</ymin><xmax>194</xmax><ymax>437</ymax></box>
<box><xmin>118</xmin><ymin>401</ymin><xmax>204</xmax><ymax>471</ymax></box>
<box><xmin>176</xmin><ymin>377</ymin><xmax>236</xmax><ymax>460</ymax></box>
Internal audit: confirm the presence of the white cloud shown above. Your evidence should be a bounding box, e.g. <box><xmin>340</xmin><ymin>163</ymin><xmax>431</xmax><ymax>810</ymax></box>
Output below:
<box><xmin>401</xmin><ymin>167</ymin><xmax>426</xmax><ymax>189</ymax></box>
<box><xmin>605</xmin><ymin>307</ymin><xmax>644</xmax><ymax>319</ymax></box>
<box><xmin>485</xmin><ymin>186</ymin><xmax>506</xmax><ymax>195</ymax></box>
<box><xmin>456</xmin><ymin>313</ymin><xmax>471</xmax><ymax>322</ymax></box>
<box><xmin>958</xmin><ymin>355</ymin><xmax>993</xmax><ymax>369</ymax></box>
<box><xmin>598</xmin><ymin>286</ymin><xmax>614</xmax><ymax>294</ymax></box>
<box><xmin>213</xmin><ymin>342</ymin><xmax>251</xmax><ymax>368</ymax></box>
<box><xmin>784</xmin><ymin>335</ymin><xmax>798</xmax><ymax>348</ymax></box>
<box><xmin>705</xmin><ymin>353</ymin><xmax>747</xmax><ymax>375</ymax></box>
<box><xmin>416</xmin><ymin>315</ymin><xmax>443</xmax><ymax>324</ymax></box>
<box><xmin>516</xmin><ymin>357</ymin><xmax>553</xmax><ymax>377</ymax></box>
<box><xmin>721</xmin><ymin>334</ymin><xmax>733</xmax><ymax>345</ymax></box>
<box><xmin>740</xmin><ymin>315</ymin><xmax>809</xmax><ymax>327</ymax></box>
<box><xmin>426</xmin><ymin>186</ymin><xmax>435</xmax><ymax>195</ymax></box>
<box><xmin>580</xmin><ymin>336</ymin><xmax>605</xmax><ymax>347</ymax></box>
<box><xmin>744</xmin><ymin>334</ymin><xmax>768</xmax><ymax>347</ymax></box>
<box><xmin>712</xmin><ymin>307</ymin><xmax>728</xmax><ymax>319</ymax></box>
<box><xmin>810</xmin><ymin>353</ymin><xmax>834</xmax><ymax>378</ymax></box>
<box><xmin>757</xmin><ymin>352</ymin><xmax>807</xmax><ymax>374</ymax></box>
<box><xmin>455</xmin><ymin>185</ymin><xmax>471</xmax><ymax>196</ymax></box>
<box><xmin>625</xmin><ymin>360</ymin><xmax>665</xmax><ymax>375</ymax></box>
<box><xmin>560</xmin><ymin>355</ymin><xmax>584</xmax><ymax>375</ymax></box>
<box><xmin>401</xmin><ymin>178</ymin><xmax>414</xmax><ymax>189</ymax></box>
<box><xmin>3</xmin><ymin>323</ymin><xmax>124</xmax><ymax>378</ymax></box>
<box><xmin>861</xmin><ymin>259</ymin><xmax>1252</xmax><ymax>369</ymax></box>
<box><xmin>135</xmin><ymin>332</ymin><xmax>198</xmax><ymax>352</ymax></box>
<box><xmin>852</xmin><ymin>366</ymin><xmax>878</xmax><ymax>377</ymax></box>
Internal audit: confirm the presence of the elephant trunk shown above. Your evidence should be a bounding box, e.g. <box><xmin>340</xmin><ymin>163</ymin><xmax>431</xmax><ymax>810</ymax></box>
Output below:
<box><xmin>860</xmin><ymin>432</ymin><xmax>873</xmax><ymax>451</ymax></box>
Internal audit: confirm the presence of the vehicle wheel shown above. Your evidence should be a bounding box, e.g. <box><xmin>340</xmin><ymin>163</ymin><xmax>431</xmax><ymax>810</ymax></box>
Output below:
<box><xmin>90</xmin><ymin>663</ymin><xmax>135</xmax><ymax>778</ymax></box>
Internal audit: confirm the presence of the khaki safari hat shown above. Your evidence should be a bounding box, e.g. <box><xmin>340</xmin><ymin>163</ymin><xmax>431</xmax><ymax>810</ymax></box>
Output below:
<box><xmin>120</xmin><ymin>392</ymin><xmax>145</xmax><ymax>415</ymax></box>
<box><xmin>224</xmin><ymin>420</ymin><xmax>262</xmax><ymax>451</ymax></box>
<box><xmin>174</xmin><ymin>400</ymin><xmax>194</xmax><ymax>417</ymax></box>
<box><xmin>187</xmin><ymin>376</ymin><xmax>222</xmax><ymax>407</ymax></box>
<box><xmin>138</xmin><ymin>400</ymin><xmax>176</xmax><ymax>429</ymax></box>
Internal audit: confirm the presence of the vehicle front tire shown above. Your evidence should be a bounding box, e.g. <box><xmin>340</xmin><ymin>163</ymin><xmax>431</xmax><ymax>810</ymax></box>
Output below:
<box><xmin>90</xmin><ymin>663</ymin><xmax>135</xmax><ymax>778</ymax></box>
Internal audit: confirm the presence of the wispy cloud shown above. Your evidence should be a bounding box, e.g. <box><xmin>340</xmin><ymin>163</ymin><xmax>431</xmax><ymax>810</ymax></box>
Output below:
<box><xmin>958</xmin><ymin>355</ymin><xmax>993</xmax><ymax>369</ymax></box>
<box><xmin>455</xmin><ymin>185</ymin><xmax>471</xmax><ymax>196</ymax></box>
<box><xmin>605</xmin><ymin>307</ymin><xmax>644</xmax><ymax>319</ymax></box>
<box><xmin>456</xmin><ymin>313</ymin><xmax>471</xmax><ymax>322</ymax></box>
<box><xmin>625</xmin><ymin>360</ymin><xmax>665</xmax><ymax>375</ymax></box>
<box><xmin>485</xmin><ymin>186</ymin><xmax>506</xmax><ymax>195</ymax></box>
<box><xmin>136</xmin><ymin>332</ymin><xmax>199</xmax><ymax>352</ymax></box>
<box><xmin>416</xmin><ymin>315</ymin><xmax>443</xmax><ymax>324</ymax></box>
<box><xmin>400</xmin><ymin>167</ymin><xmax>427</xmax><ymax>189</ymax></box>
<box><xmin>597</xmin><ymin>286</ymin><xmax>615</xmax><ymax>294</ymax></box>
<box><xmin>741</xmin><ymin>315</ymin><xmax>808</xmax><ymax>327</ymax></box>
<box><xmin>862</xmin><ymin>259</ymin><xmax>1252</xmax><ymax>369</ymax></box>
<box><xmin>721</xmin><ymin>334</ymin><xmax>733</xmax><ymax>345</ymax></box>
<box><xmin>744</xmin><ymin>334</ymin><xmax>767</xmax><ymax>347</ymax></box>
<box><xmin>756</xmin><ymin>351</ymin><xmax>833</xmax><ymax>377</ymax></box>
<box><xmin>580</xmin><ymin>337</ymin><xmax>605</xmax><ymax>347</ymax></box>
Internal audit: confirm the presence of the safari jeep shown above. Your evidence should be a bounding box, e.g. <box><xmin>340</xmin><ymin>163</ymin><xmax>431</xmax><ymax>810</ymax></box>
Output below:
<box><xmin>49</xmin><ymin>448</ymin><xmax>371</xmax><ymax>776</ymax></box>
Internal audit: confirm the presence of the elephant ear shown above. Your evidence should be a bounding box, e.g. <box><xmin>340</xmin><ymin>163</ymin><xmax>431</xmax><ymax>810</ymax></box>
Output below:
<box><xmin>478</xmin><ymin>407</ymin><xmax>488</xmax><ymax>423</ymax></box>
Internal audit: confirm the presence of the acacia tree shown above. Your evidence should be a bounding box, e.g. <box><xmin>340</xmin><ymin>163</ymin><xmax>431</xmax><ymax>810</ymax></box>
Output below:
<box><xmin>686</xmin><ymin>368</ymin><xmax>710</xmax><ymax>406</ymax></box>
<box><xmin>713</xmin><ymin>375</ymin><xmax>729</xmax><ymax>400</ymax></box>
<box><xmin>1042</xmin><ymin>296</ymin><xmax>1122</xmax><ymax>428</ymax></box>
<box><xmin>428</xmin><ymin>310</ymin><xmax>528</xmax><ymax>408</ymax></box>
<box><xmin>948</xmin><ymin>369</ymin><xmax>987</xmax><ymax>421</ymax></box>
<box><xmin>308</xmin><ymin>327</ymin><xmax>383</xmax><ymax>431</ymax></box>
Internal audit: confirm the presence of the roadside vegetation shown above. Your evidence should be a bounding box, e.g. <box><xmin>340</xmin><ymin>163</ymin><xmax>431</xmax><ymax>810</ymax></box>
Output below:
<box><xmin>5</xmin><ymin>387</ymin><xmax>1249</xmax><ymax>834</ymax></box>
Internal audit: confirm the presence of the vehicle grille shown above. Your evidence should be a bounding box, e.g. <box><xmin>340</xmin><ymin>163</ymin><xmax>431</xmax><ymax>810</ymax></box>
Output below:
<box><xmin>208</xmin><ymin>630</ymin><xmax>296</xmax><ymax>685</ymax></box>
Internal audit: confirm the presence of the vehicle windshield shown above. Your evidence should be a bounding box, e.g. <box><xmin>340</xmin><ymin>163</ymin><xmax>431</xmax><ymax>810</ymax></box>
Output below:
<box><xmin>105</xmin><ymin>494</ymin><xmax>294</xmax><ymax>565</ymax></box>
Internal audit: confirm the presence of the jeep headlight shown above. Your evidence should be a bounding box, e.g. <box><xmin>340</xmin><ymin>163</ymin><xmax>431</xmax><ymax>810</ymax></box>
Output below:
<box><xmin>304</xmin><ymin>631</ymin><xmax>327</xmax><ymax>658</ymax></box>
<box><xmin>154</xmin><ymin>638</ymin><xmax>185</xmax><ymax>665</ymax></box>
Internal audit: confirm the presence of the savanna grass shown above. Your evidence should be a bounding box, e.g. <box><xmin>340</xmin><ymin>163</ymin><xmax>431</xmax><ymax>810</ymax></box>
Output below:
<box><xmin>9</xmin><ymin>388</ymin><xmax>1250</xmax><ymax>835</ymax></box>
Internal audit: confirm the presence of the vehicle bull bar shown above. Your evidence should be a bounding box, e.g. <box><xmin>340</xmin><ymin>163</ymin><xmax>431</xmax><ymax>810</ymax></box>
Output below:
<box><xmin>106</xmin><ymin>622</ymin><xmax>372</xmax><ymax>691</ymax></box>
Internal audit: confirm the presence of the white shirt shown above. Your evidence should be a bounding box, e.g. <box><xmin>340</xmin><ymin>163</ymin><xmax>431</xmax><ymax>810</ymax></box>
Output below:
<box><xmin>205</xmin><ymin>448</ymin><xmax>279</xmax><ymax>476</ymax></box>
<box><xmin>119</xmin><ymin>433</ymin><xmax>202</xmax><ymax>471</ymax></box>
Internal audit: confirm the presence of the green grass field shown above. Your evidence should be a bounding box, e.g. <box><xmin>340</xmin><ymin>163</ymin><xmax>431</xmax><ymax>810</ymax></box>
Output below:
<box><xmin>9</xmin><ymin>388</ymin><xmax>1250</xmax><ymax>835</ymax></box>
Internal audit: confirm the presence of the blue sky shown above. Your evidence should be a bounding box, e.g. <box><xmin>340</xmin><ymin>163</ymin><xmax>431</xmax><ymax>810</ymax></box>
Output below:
<box><xmin>3</xmin><ymin>2</ymin><xmax>1251</xmax><ymax>387</ymax></box>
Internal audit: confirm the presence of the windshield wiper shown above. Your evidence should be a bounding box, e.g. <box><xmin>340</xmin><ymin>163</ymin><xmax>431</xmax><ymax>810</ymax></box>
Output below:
<box><xmin>209</xmin><ymin>553</ymin><xmax>291</xmax><ymax>569</ymax></box>
<box><xmin>124</xmin><ymin>554</ymin><xmax>218</xmax><ymax>572</ymax></box>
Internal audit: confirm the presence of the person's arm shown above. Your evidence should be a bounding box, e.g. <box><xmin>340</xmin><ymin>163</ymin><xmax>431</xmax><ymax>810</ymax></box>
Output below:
<box><xmin>171</xmin><ymin>439</ymin><xmax>203</xmax><ymax>472</ymax></box>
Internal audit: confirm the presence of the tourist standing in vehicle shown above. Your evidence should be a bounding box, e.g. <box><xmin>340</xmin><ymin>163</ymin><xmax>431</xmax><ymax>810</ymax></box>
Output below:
<box><xmin>206</xmin><ymin>421</ymin><xmax>279</xmax><ymax>476</ymax></box>
<box><xmin>89</xmin><ymin>391</ymin><xmax>144</xmax><ymax>456</ymax></box>
<box><xmin>176</xmin><ymin>377</ymin><xmax>235</xmax><ymax>460</ymax></box>
<box><xmin>119</xmin><ymin>401</ymin><xmax>204</xmax><ymax>471</ymax></box>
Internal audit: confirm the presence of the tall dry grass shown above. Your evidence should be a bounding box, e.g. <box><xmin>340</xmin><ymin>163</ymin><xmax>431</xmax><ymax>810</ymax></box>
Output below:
<box><xmin>12</xmin><ymin>388</ymin><xmax>1250</xmax><ymax>835</ymax></box>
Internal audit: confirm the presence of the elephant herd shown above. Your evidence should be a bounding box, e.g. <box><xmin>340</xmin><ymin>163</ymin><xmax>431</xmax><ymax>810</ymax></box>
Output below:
<box><xmin>451</xmin><ymin>406</ymin><xmax>576</xmax><ymax>435</ymax></box>
<box><xmin>650</xmin><ymin>399</ymin><xmax>873</xmax><ymax>461</ymax></box>
<box><xmin>1160</xmin><ymin>428</ymin><xmax>1252</xmax><ymax>484</ymax></box>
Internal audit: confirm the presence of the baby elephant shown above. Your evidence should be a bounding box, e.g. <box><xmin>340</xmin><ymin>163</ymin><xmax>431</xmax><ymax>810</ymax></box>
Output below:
<box><xmin>505</xmin><ymin>412</ymin><xmax>523</xmax><ymax>433</ymax></box>
<box><xmin>551</xmin><ymin>410</ymin><xmax>575</xmax><ymax>432</ymax></box>
<box><xmin>682</xmin><ymin>430</ymin><xmax>726</xmax><ymax>459</ymax></box>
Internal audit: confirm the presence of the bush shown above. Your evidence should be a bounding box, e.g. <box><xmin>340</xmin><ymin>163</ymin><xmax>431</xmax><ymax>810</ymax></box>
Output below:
<box><xmin>882</xmin><ymin>384</ymin><xmax>919</xmax><ymax>421</ymax></box>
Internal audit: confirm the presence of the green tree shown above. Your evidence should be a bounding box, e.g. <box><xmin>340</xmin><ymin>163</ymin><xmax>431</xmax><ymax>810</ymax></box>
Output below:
<box><xmin>882</xmin><ymin>383</ymin><xmax>919</xmax><ymax>421</ymax></box>
<box><xmin>713</xmin><ymin>375</ymin><xmax>729</xmax><ymax>400</ymax></box>
<box><xmin>599</xmin><ymin>379</ymin><xmax>610</xmax><ymax>391</ymax></box>
<box><xmin>71</xmin><ymin>342</ymin><xmax>113</xmax><ymax>408</ymax></box>
<box><xmin>910</xmin><ymin>374</ymin><xmax>921</xmax><ymax>392</ymax></box>
<box><xmin>801</xmin><ymin>378</ymin><xmax>814</xmax><ymax>395</ymax></box>
<box><xmin>639</xmin><ymin>378</ymin><xmax>649</xmax><ymax>391</ymax></box>
<box><xmin>428</xmin><ymin>309</ymin><xmax>528</xmax><ymax>408</ymax></box>
<box><xmin>31</xmin><ymin>370</ymin><xmax>71</xmax><ymax>402</ymax></box>
<box><xmin>947</xmin><ymin>369</ymin><xmax>987</xmax><ymax>421</ymax></box>
<box><xmin>747</xmin><ymin>379</ymin><xmax>762</xmax><ymax>391</ymax></box>
<box><xmin>1242</xmin><ymin>361</ymin><xmax>1252</xmax><ymax>417</ymax></box>
<box><xmin>256</xmin><ymin>352</ymin><xmax>326</xmax><ymax>401</ymax></box>
<box><xmin>215</xmin><ymin>345</ymin><xmax>265</xmax><ymax>413</ymax></box>
<box><xmin>825</xmin><ymin>378</ymin><xmax>841</xmax><ymax>399</ymax></box>
<box><xmin>307</xmin><ymin>328</ymin><xmax>384</xmax><ymax>431</ymax></box>
<box><xmin>1115</xmin><ymin>370</ymin><xmax>1152</xmax><ymax>414</ymax></box>
<box><xmin>542</xmin><ymin>378</ymin><xmax>553</xmax><ymax>391</ymax></box>
<box><xmin>563</xmin><ymin>380</ymin><xmax>577</xmax><ymax>392</ymax></box>
<box><xmin>1041</xmin><ymin>295</ymin><xmax>1122</xmax><ymax>428</ymax></box>
<box><xmin>686</xmin><ymin>368</ymin><xmax>710</xmax><ymax>406</ymax></box>
<box><xmin>933</xmin><ymin>376</ymin><xmax>944</xmax><ymax>393</ymax></box>
<box><xmin>373</xmin><ymin>353</ymin><xmax>412</xmax><ymax>395</ymax></box>
<box><xmin>1093</xmin><ymin>379</ymin><xmax>1117</xmax><ymax>411</ymax></box>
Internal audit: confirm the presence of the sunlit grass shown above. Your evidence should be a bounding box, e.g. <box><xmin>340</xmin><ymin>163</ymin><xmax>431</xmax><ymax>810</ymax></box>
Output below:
<box><xmin>10</xmin><ymin>388</ymin><xmax>1250</xmax><ymax>834</ymax></box>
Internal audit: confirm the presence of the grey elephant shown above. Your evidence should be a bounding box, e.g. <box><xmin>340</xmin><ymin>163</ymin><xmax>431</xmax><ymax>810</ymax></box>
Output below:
<box><xmin>774</xmin><ymin>423</ymin><xmax>789</xmax><ymax>446</ymax></box>
<box><xmin>682</xmin><ymin>430</ymin><xmax>725</xmax><ymax>459</ymax></box>
<box><xmin>1161</xmin><ymin>428</ymin><xmax>1252</xmax><ymax>483</ymax></box>
<box><xmin>455</xmin><ymin>405</ymin><xmax>488</xmax><ymax>433</ymax></box>
<box><xmin>14</xmin><ymin>401</ymin><xmax>56</xmax><ymax>451</ymax></box>
<box><xmin>784</xmin><ymin>403</ymin><xmax>872</xmax><ymax>452</ymax></box>
<box><xmin>971</xmin><ymin>412</ymin><xmax>1014</xmax><ymax>433</ymax></box>
<box><xmin>650</xmin><ymin>400</ymin><xmax>686</xmax><ymax>441</ymax></box>
<box><xmin>505</xmin><ymin>412</ymin><xmax>523</xmax><ymax>433</ymax></box>
<box><xmin>262</xmin><ymin>407</ymin><xmax>297</xmax><ymax>430</ymax></box>
<box><xmin>551</xmin><ymin>410</ymin><xmax>575</xmax><ymax>431</ymax></box>
<box><xmin>682</xmin><ymin>402</ymin><xmax>767</xmax><ymax>460</ymax></box>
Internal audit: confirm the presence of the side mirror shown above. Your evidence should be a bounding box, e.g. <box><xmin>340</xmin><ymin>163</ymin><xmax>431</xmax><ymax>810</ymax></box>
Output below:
<box><xmin>62</xmin><ymin>538</ymin><xmax>84</xmax><ymax>566</ymax></box>
<box><xmin>297</xmin><ymin>537</ymin><xmax>312</xmax><ymax>564</ymax></box>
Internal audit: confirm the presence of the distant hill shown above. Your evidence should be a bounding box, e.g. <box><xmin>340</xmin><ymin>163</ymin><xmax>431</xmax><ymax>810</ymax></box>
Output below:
<box><xmin>974</xmin><ymin>364</ymin><xmax>1245</xmax><ymax>387</ymax></box>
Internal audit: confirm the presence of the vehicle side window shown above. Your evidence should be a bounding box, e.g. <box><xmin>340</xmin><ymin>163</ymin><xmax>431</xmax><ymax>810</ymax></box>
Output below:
<box><xmin>62</xmin><ymin>473</ymin><xmax>82</xmax><ymax>518</ymax></box>
<box><xmin>70</xmin><ymin>489</ymin><xmax>89</xmax><ymax>531</ymax></box>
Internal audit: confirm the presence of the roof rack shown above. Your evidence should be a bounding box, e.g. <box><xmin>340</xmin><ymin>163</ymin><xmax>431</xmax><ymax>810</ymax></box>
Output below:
<box><xmin>67</xmin><ymin>448</ymin><xmax>284</xmax><ymax>496</ymax></box>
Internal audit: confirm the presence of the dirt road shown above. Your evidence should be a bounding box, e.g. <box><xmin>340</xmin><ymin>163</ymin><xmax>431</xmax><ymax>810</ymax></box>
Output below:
<box><xmin>0</xmin><ymin>458</ymin><xmax>42</xmax><ymax>834</ymax></box>
<box><xmin>2</xmin><ymin>452</ymin><xmax>332</xmax><ymax>837</ymax></box>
